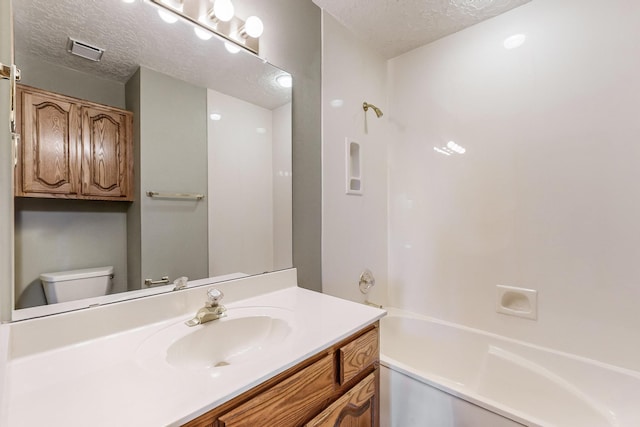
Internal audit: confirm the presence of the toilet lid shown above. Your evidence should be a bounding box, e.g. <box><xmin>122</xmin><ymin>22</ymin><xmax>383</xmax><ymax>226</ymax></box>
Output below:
<box><xmin>40</xmin><ymin>266</ymin><xmax>114</xmax><ymax>282</ymax></box>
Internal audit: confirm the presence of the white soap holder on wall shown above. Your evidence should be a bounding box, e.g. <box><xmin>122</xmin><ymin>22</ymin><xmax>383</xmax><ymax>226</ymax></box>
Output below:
<box><xmin>496</xmin><ymin>285</ymin><xmax>537</xmax><ymax>320</ymax></box>
<box><xmin>346</xmin><ymin>139</ymin><xmax>362</xmax><ymax>195</ymax></box>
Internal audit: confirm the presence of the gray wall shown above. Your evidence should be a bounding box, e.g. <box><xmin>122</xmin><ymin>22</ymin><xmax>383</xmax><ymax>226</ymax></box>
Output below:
<box><xmin>13</xmin><ymin>54</ymin><xmax>129</xmax><ymax>308</ymax></box>
<box><xmin>125</xmin><ymin>70</ymin><xmax>142</xmax><ymax>291</ymax></box>
<box><xmin>128</xmin><ymin>67</ymin><xmax>209</xmax><ymax>289</ymax></box>
<box><xmin>0</xmin><ymin>0</ymin><xmax>13</xmax><ymax>321</ymax></box>
<box><xmin>15</xmin><ymin>53</ymin><xmax>126</xmax><ymax>109</ymax></box>
<box><xmin>250</xmin><ymin>0</ymin><xmax>322</xmax><ymax>292</ymax></box>
<box><xmin>15</xmin><ymin>199</ymin><xmax>129</xmax><ymax>308</ymax></box>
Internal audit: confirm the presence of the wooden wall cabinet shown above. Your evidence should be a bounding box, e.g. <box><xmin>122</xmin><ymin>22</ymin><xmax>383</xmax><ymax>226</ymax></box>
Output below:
<box><xmin>15</xmin><ymin>84</ymin><xmax>134</xmax><ymax>201</ymax></box>
<box><xmin>184</xmin><ymin>323</ymin><xmax>380</xmax><ymax>427</ymax></box>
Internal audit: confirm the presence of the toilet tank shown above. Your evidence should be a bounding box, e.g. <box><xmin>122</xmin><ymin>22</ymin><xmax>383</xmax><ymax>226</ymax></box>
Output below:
<box><xmin>40</xmin><ymin>266</ymin><xmax>114</xmax><ymax>304</ymax></box>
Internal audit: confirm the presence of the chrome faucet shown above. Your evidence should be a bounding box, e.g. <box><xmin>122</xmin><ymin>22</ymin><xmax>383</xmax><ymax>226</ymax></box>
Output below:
<box><xmin>185</xmin><ymin>288</ymin><xmax>227</xmax><ymax>326</ymax></box>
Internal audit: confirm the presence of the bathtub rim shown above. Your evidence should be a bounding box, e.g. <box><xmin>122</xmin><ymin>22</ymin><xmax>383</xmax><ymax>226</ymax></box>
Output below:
<box><xmin>379</xmin><ymin>306</ymin><xmax>640</xmax><ymax>427</ymax></box>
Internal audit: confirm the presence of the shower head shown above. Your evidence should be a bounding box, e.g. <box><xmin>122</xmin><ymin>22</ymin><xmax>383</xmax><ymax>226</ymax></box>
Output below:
<box><xmin>363</xmin><ymin>102</ymin><xmax>383</xmax><ymax>118</ymax></box>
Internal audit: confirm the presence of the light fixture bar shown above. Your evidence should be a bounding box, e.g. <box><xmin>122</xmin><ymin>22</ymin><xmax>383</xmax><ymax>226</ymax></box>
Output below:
<box><xmin>148</xmin><ymin>0</ymin><xmax>260</xmax><ymax>55</ymax></box>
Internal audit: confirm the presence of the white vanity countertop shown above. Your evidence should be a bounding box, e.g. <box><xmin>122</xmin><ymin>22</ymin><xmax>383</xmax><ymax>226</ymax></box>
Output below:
<box><xmin>1</xmin><ymin>278</ymin><xmax>385</xmax><ymax>426</ymax></box>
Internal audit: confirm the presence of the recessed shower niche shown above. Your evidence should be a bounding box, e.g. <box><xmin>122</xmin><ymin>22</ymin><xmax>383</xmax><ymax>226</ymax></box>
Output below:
<box><xmin>346</xmin><ymin>139</ymin><xmax>362</xmax><ymax>195</ymax></box>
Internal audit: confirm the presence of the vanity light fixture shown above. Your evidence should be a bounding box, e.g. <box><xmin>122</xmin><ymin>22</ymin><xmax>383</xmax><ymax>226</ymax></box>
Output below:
<box><xmin>158</xmin><ymin>9</ymin><xmax>179</xmax><ymax>23</ymax></box>
<box><xmin>224</xmin><ymin>42</ymin><xmax>241</xmax><ymax>54</ymax></box>
<box><xmin>239</xmin><ymin>16</ymin><xmax>264</xmax><ymax>39</ymax></box>
<box><xmin>210</xmin><ymin>0</ymin><xmax>234</xmax><ymax>22</ymax></box>
<box><xmin>149</xmin><ymin>0</ymin><xmax>263</xmax><ymax>55</ymax></box>
<box><xmin>276</xmin><ymin>74</ymin><xmax>292</xmax><ymax>88</ymax></box>
<box><xmin>160</xmin><ymin>0</ymin><xmax>184</xmax><ymax>10</ymax></box>
<box><xmin>194</xmin><ymin>26</ymin><xmax>213</xmax><ymax>40</ymax></box>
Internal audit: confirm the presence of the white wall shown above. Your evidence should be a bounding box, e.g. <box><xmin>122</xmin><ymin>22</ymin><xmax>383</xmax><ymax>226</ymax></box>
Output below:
<box><xmin>387</xmin><ymin>0</ymin><xmax>640</xmax><ymax>370</ymax></box>
<box><xmin>321</xmin><ymin>12</ymin><xmax>388</xmax><ymax>304</ymax></box>
<box><xmin>208</xmin><ymin>89</ymin><xmax>274</xmax><ymax>276</ymax></box>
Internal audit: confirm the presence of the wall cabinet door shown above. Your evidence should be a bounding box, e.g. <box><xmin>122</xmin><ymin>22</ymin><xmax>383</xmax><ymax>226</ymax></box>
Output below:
<box><xmin>18</xmin><ymin>89</ymin><xmax>80</xmax><ymax>196</ymax></box>
<box><xmin>16</xmin><ymin>85</ymin><xmax>133</xmax><ymax>201</ymax></box>
<box><xmin>81</xmin><ymin>105</ymin><xmax>132</xmax><ymax>199</ymax></box>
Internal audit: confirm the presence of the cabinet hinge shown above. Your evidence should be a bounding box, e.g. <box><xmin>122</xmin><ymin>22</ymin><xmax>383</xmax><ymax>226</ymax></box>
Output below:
<box><xmin>12</xmin><ymin>132</ymin><xmax>20</xmax><ymax>167</ymax></box>
<box><xmin>0</xmin><ymin>63</ymin><xmax>20</xmax><ymax>81</ymax></box>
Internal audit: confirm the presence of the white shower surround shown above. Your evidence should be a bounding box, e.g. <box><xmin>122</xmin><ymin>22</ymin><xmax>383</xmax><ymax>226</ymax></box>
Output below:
<box><xmin>387</xmin><ymin>0</ymin><xmax>640</xmax><ymax>371</ymax></box>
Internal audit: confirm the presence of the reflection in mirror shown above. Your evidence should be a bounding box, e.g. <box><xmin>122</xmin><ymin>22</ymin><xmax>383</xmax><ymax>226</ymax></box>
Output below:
<box><xmin>12</xmin><ymin>0</ymin><xmax>292</xmax><ymax>320</ymax></box>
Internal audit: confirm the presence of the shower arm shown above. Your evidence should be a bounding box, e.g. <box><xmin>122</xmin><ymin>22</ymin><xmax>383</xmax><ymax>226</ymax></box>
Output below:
<box><xmin>363</xmin><ymin>101</ymin><xmax>383</xmax><ymax>118</ymax></box>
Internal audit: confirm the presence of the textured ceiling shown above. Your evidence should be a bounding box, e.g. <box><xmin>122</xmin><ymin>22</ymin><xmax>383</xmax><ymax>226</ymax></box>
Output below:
<box><xmin>13</xmin><ymin>0</ymin><xmax>291</xmax><ymax>110</ymax></box>
<box><xmin>313</xmin><ymin>0</ymin><xmax>532</xmax><ymax>58</ymax></box>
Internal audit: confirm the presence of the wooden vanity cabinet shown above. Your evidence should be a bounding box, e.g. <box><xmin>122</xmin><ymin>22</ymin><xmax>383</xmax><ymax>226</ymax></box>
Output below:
<box><xmin>15</xmin><ymin>84</ymin><xmax>134</xmax><ymax>201</ymax></box>
<box><xmin>183</xmin><ymin>323</ymin><xmax>380</xmax><ymax>427</ymax></box>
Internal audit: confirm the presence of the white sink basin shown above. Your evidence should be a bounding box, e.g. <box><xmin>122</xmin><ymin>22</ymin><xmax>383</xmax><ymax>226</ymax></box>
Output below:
<box><xmin>137</xmin><ymin>307</ymin><xmax>293</xmax><ymax>371</ymax></box>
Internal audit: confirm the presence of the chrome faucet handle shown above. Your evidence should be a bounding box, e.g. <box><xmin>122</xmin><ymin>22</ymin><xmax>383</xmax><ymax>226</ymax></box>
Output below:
<box><xmin>359</xmin><ymin>269</ymin><xmax>376</xmax><ymax>294</ymax></box>
<box><xmin>207</xmin><ymin>288</ymin><xmax>224</xmax><ymax>306</ymax></box>
<box><xmin>172</xmin><ymin>276</ymin><xmax>188</xmax><ymax>291</ymax></box>
<box><xmin>185</xmin><ymin>288</ymin><xmax>226</xmax><ymax>327</ymax></box>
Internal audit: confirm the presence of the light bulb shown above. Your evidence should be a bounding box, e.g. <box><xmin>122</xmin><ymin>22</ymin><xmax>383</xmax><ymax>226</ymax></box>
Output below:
<box><xmin>225</xmin><ymin>42</ymin><xmax>241</xmax><ymax>54</ymax></box>
<box><xmin>194</xmin><ymin>27</ymin><xmax>213</xmax><ymax>40</ymax></box>
<box><xmin>244</xmin><ymin>16</ymin><xmax>263</xmax><ymax>38</ymax></box>
<box><xmin>276</xmin><ymin>74</ymin><xmax>292</xmax><ymax>88</ymax></box>
<box><xmin>158</xmin><ymin>9</ymin><xmax>178</xmax><ymax>23</ymax></box>
<box><xmin>122</xmin><ymin>0</ymin><xmax>135</xmax><ymax>3</ymax></box>
<box><xmin>210</xmin><ymin>113</ymin><xmax>222</xmax><ymax>121</ymax></box>
<box><xmin>213</xmin><ymin>0</ymin><xmax>234</xmax><ymax>22</ymax></box>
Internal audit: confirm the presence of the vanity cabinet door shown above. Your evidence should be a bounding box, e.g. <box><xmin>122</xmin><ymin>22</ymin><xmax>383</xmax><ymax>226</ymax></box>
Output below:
<box><xmin>305</xmin><ymin>371</ymin><xmax>377</xmax><ymax>427</ymax></box>
<box><xmin>81</xmin><ymin>105</ymin><xmax>133</xmax><ymax>200</ymax></box>
<box><xmin>17</xmin><ymin>87</ymin><xmax>81</xmax><ymax>197</ymax></box>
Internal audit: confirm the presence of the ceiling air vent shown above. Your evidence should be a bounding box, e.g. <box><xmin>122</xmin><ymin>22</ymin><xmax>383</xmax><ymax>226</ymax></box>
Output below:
<box><xmin>67</xmin><ymin>37</ymin><xmax>105</xmax><ymax>62</ymax></box>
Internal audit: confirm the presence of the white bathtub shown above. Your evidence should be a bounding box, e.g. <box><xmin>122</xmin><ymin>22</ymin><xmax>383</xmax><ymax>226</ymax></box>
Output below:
<box><xmin>379</xmin><ymin>308</ymin><xmax>640</xmax><ymax>427</ymax></box>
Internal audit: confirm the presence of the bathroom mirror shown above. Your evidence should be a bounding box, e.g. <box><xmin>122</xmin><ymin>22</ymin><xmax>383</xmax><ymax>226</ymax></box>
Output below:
<box><xmin>11</xmin><ymin>0</ymin><xmax>293</xmax><ymax>318</ymax></box>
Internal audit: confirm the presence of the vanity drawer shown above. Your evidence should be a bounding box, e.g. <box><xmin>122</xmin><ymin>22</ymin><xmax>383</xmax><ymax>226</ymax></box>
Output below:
<box><xmin>305</xmin><ymin>370</ymin><xmax>377</xmax><ymax>427</ymax></box>
<box><xmin>218</xmin><ymin>354</ymin><xmax>336</xmax><ymax>427</ymax></box>
<box><xmin>338</xmin><ymin>327</ymin><xmax>379</xmax><ymax>385</ymax></box>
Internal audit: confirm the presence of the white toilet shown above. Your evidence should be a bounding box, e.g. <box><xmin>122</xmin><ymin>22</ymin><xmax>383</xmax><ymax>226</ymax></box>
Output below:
<box><xmin>40</xmin><ymin>266</ymin><xmax>114</xmax><ymax>304</ymax></box>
